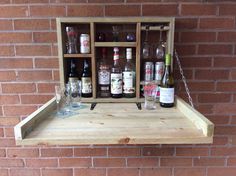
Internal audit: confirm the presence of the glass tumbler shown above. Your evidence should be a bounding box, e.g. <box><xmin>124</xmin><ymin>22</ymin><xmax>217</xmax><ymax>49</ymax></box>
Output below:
<box><xmin>143</xmin><ymin>82</ymin><xmax>158</xmax><ymax>110</ymax></box>
<box><xmin>70</xmin><ymin>80</ymin><xmax>82</xmax><ymax>108</ymax></box>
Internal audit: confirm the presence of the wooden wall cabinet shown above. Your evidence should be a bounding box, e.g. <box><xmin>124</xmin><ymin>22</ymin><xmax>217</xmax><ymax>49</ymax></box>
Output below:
<box><xmin>57</xmin><ymin>17</ymin><xmax>175</xmax><ymax>102</ymax></box>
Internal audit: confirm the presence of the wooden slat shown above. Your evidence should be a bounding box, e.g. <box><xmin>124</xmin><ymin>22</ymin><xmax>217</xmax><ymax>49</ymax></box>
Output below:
<box><xmin>95</xmin><ymin>42</ymin><xmax>136</xmax><ymax>47</ymax></box>
<box><xmin>64</xmin><ymin>54</ymin><xmax>92</xmax><ymax>58</ymax></box>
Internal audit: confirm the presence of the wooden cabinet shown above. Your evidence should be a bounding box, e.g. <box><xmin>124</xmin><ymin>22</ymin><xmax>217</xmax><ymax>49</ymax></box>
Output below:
<box><xmin>56</xmin><ymin>17</ymin><xmax>175</xmax><ymax>102</ymax></box>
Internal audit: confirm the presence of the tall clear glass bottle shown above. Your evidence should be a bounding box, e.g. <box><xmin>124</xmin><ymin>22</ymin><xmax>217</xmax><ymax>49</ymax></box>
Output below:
<box><xmin>110</xmin><ymin>47</ymin><xmax>122</xmax><ymax>98</ymax></box>
<box><xmin>123</xmin><ymin>48</ymin><xmax>135</xmax><ymax>98</ymax></box>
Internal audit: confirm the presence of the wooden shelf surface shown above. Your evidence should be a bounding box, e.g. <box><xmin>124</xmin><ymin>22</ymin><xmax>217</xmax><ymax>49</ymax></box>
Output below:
<box><xmin>94</xmin><ymin>42</ymin><xmax>136</xmax><ymax>47</ymax></box>
<box><xmin>64</xmin><ymin>54</ymin><xmax>92</xmax><ymax>58</ymax></box>
<box><xmin>14</xmin><ymin>97</ymin><xmax>214</xmax><ymax>146</ymax></box>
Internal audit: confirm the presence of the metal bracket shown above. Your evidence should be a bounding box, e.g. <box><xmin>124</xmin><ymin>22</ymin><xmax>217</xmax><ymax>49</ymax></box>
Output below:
<box><xmin>90</xmin><ymin>103</ymin><xmax>97</xmax><ymax>110</ymax></box>
<box><xmin>136</xmin><ymin>103</ymin><xmax>142</xmax><ymax>110</ymax></box>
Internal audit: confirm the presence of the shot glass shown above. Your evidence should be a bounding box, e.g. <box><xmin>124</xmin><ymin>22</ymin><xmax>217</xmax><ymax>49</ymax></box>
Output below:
<box><xmin>70</xmin><ymin>80</ymin><xmax>82</xmax><ymax>108</ymax></box>
<box><xmin>143</xmin><ymin>82</ymin><xmax>158</xmax><ymax>110</ymax></box>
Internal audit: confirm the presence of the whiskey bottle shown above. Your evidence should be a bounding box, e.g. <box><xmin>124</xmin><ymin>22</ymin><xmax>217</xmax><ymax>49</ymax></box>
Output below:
<box><xmin>81</xmin><ymin>59</ymin><xmax>92</xmax><ymax>98</ymax></box>
<box><xmin>68</xmin><ymin>59</ymin><xmax>78</xmax><ymax>83</ymax></box>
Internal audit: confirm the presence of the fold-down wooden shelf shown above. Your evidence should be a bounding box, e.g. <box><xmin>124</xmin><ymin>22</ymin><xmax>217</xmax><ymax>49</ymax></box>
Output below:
<box><xmin>14</xmin><ymin>97</ymin><xmax>214</xmax><ymax>145</ymax></box>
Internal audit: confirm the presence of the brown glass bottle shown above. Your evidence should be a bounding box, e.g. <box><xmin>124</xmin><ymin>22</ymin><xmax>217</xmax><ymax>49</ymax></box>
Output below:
<box><xmin>81</xmin><ymin>59</ymin><xmax>92</xmax><ymax>98</ymax></box>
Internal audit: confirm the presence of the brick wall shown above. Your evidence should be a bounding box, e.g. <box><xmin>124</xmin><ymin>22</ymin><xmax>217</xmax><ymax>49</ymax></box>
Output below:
<box><xmin>0</xmin><ymin>0</ymin><xmax>235</xmax><ymax>176</ymax></box>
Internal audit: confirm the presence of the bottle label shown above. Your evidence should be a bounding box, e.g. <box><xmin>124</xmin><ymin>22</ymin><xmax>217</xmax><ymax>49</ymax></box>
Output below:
<box><xmin>111</xmin><ymin>73</ymin><xmax>122</xmax><ymax>94</ymax></box>
<box><xmin>159</xmin><ymin>87</ymin><xmax>174</xmax><ymax>104</ymax></box>
<box><xmin>123</xmin><ymin>71</ymin><xmax>135</xmax><ymax>94</ymax></box>
<box><xmin>69</xmin><ymin>77</ymin><xmax>78</xmax><ymax>83</ymax></box>
<box><xmin>98</xmin><ymin>70</ymin><xmax>110</xmax><ymax>85</ymax></box>
<box><xmin>81</xmin><ymin>77</ymin><xmax>92</xmax><ymax>94</ymax></box>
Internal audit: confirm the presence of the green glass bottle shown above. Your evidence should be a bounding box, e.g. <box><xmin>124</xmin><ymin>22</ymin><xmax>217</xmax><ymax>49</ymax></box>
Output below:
<box><xmin>159</xmin><ymin>54</ymin><xmax>175</xmax><ymax>107</ymax></box>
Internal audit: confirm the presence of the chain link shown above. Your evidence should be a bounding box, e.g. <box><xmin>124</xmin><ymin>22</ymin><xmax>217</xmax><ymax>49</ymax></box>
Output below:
<box><xmin>174</xmin><ymin>50</ymin><xmax>194</xmax><ymax>108</ymax></box>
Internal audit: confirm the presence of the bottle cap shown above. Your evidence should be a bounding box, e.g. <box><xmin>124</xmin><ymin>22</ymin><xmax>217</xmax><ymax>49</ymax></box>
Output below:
<box><xmin>165</xmin><ymin>54</ymin><xmax>171</xmax><ymax>66</ymax></box>
<box><xmin>114</xmin><ymin>47</ymin><xmax>119</xmax><ymax>52</ymax></box>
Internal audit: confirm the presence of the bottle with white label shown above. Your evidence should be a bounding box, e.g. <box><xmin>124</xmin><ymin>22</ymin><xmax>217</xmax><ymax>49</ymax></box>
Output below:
<box><xmin>159</xmin><ymin>54</ymin><xmax>174</xmax><ymax>107</ymax></box>
<box><xmin>123</xmin><ymin>48</ymin><xmax>135</xmax><ymax>98</ymax></box>
<box><xmin>111</xmin><ymin>47</ymin><xmax>122</xmax><ymax>98</ymax></box>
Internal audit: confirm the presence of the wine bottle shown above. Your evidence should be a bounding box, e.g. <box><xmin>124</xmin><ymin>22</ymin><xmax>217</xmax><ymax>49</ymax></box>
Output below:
<box><xmin>159</xmin><ymin>54</ymin><xmax>174</xmax><ymax>107</ymax></box>
<box><xmin>81</xmin><ymin>59</ymin><xmax>92</xmax><ymax>98</ymax></box>
<box><xmin>68</xmin><ymin>59</ymin><xmax>78</xmax><ymax>83</ymax></box>
<box><xmin>123</xmin><ymin>48</ymin><xmax>135</xmax><ymax>98</ymax></box>
<box><xmin>98</xmin><ymin>48</ymin><xmax>110</xmax><ymax>97</ymax></box>
<box><xmin>111</xmin><ymin>47</ymin><xmax>122</xmax><ymax>98</ymax></box>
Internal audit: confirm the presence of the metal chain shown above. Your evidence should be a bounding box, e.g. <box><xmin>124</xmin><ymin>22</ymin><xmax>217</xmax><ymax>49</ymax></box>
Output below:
<box><xmin>174</xmin><ymin>50</ymin><xmax>194</xmax><ymax>108</ymax></box>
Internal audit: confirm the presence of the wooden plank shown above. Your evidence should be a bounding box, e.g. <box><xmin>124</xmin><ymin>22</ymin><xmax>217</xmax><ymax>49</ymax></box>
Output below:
<box><xmin>136</xmin><ymin>23</ymin><xmax>141</xmax><ymax>98</ymax></box>
<box><xmin>64</xmin><ymin>54</ymin><xmax>92</xmax><ymax>58</ymax></box>
<box><xmin>95</xmin><ymin>42</ymin><xmax>136</xmax><ymax>47</ymax></box>
<box><xmin>176</xmin><ymin>97</ymin><xmax>214</xmax><ymax>138</ymax></box>
<box><xmin>141</xmin><ymin>26</ymin><xmax>170</xmax><ymax>31</ymax></box>
<box><xmin>14</xmin><ymin>96</ymin><xmax>214</xmax><ymax>145</ymax></box>
<box><xmin>90</xmin><ymin>22</ymin><xmax>96</xmax><ymax>99</ymax></box>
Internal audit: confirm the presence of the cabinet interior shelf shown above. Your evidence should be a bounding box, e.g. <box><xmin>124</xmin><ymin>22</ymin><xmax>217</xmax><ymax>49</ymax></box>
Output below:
<box><xmin>64</xmin><ymin>54</ymin><xmax>92</xmax><ymax>58</ymax></box>
<box><xmin>94</xmin><ymin>42</ymin><xmax>137</xmax><ymax>47</ymax></box>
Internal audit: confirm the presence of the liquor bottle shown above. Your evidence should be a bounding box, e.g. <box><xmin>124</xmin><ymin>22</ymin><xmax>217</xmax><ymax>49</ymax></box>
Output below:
<box><xmin>68</xmin><ymin>59</ymin><xmax>78</xmax><ymax>83</ymax></box>
<box><xmin>98</xmin><ymin>48</ymin><xmax>110</xmax><ymax>97</ymax></box>
<box><xmin>159</xmin><ymin>54</ymin><xmax>174</xmax><ymax>107</ymax></box>
<box><xmin>123</xmin><ymin>48</ymin><xmax>135</xmax><ymax>98</ymax></box>
<box><xmin>111</xmin><ymin>47</ymin><xmax>122</xmax><ymax>98</ymax></box>
<box><xmin>81</xmin><ymin>59</ymin><xmax>92</xmax><ymax>98</ymax></box>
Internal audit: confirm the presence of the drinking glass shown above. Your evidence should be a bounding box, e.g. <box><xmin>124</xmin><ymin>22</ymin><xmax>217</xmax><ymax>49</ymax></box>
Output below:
<box><xmin>142</xmin><ymin>25</ymin><xmax>151</xmax><ymax>59</ymax></box>
<box><xmin>143</xmin><ymin>82</ymin><xmax>158</xmax><ymax>110</ymax></box>
<box><xmin>66</xmin><ymin>26</ymin><xmax>78</xmax><ymax>54</ymax></box>
<box><xmin>156</xmin><ymin>25</ymin><xmax>165</xmax><ymax>59</ymax></box>
<box><xmin>70</xmin><ymin>80</ymin><xmax>82</xmax><ymax>108</ymax></box>
<box><xmin>112</xmin><ymin>25</ymin><xmax>120</xmax><ymax>42</ymax></box>
<box><xmin>55</xmin><ymin>85</ymin><xmax>65</xmax><ymax>115</ymax></box>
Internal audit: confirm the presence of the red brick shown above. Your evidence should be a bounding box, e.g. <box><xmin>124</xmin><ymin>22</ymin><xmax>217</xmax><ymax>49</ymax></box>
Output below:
<box><xmin>228</xmin><ymin>157</ymin><xmax>236</xmax><ymax>166</ymax></box>
<box><xmin>127</xmin><ymin>158</ymin><xmax>159</xmax><ymax>167</ymax></box>
<box><xmin>231</xmin><ymin>70</ymin><xmax>236</xmax><ymax>79</ymax></box>
<box><xmin>14</xmin><ymin>19</ymin><xmax>50</xmax><ymax>30</ymax></box>
<box><xmin>174</xmin><ymin>168</ymin><xmax>205</xmax><ymax>176</ymax></box>
<box><xmin>2</xmin><ymin>83</ymin><xmax>36</xmax><ymax>93</ymax></box>
<box><xmin>0</xmin><ymin>128</ymin><xmax>4</xmax><ymax>137</ymax></box>
<box><xmin>0</xmin><ymin>71</ymin><xmax>16</xmax><ymax>82</ymax></box>
<box><xmin>89</xmin><ymin>0</ymin><xmax>122</xmax><ymax>2</ymax></box>
<box><xmin>16</xmin><ymin>45</ymin><xmax>51</xmax><ymax>56</ymax></box>
<box><xmin>174</xmin><ymin>69</ymin><xmax>193</xmax><ymax>80</ymax></box>
<box><xmin>213</xmin><ymin>103</ymin><xmax>236</xmax><ymax>114</ymax></box>
<box><xmin>108</xmin><ymin>168</ymin><xmax>139</xmax><ymax>176</ymax></box>
<box><xmin>143</xmin><ymin>4</ymin><xmax>178</xmax><ymax>16</ymax></box>
<box><xmin>74</xmin><ymin>147</ymin><xmax>106</xmax><ymax>156</ymax></box>
<box><xmin>208</xmin><ymin>168</ymin><xmax>236</xmax><ymax>176</ymax></box>
<box><xmin>200</xmin><ymin>18</ymin><xmax>234</xmax><ymax>29</ymax></box>
<box><xmin>52</xmin><ymin>45</ymin><xmax>58</xmax><ymax>56</ymax></box>
<box><xmin>217</xmin><ymin>82</ymin><xmax>236</xmax><ymax>91</ymax></box>
<box><xmin>214</xmin><ymin>57</ymin><xmax>236</xmax><ymax>67</ymax></box>
<box><xmin>207</xmin><ymin>115</ymin><xmax>230</xmax><ymax>125</ymax></box>
<box><xmin>0</xmin><ymin>33</ymin><xmax>32</xmax><ymax>43</ymax></box>
<box><xmin>196</xmin><ymin>104</ymin><xmax>214</xmax><ymax>114</ymax></box>
<box><xmin>175</xmin><ymin>44</ymin><xmax>196</xmax><ymax>56</ymax></box>
<box><xmin>12</xmin><ymin>0</ymin><xmax>48</xmax><ymax>3</ymax></box>
<box><xmin>188</xmin><ymin>82</ymin><xmax>215</xmax><ymax>91</ymax></box>
<box><xmin>212</xmin><ymin>136</ymin><xmax>228</xmax><ymax>146</ymax></box>
<box><xmin>93</xmin><ymin>158</ymin><xmax>125</xmax><ymax>167</ymax></box>
<box><xmin>181</xmin><ymin>4</ymin><xmax>216</xmax><ymax>16</ymax></box>
<box><xmin>218</xmin><ymin>32</ymin><xmax>236</xmax><ymax>42</ymax></box>
<box><xmin>4</xmin><ymin>105</ymin><xmax>37</xmax><ymax>116</ymax></box>
<box><xmin>175</xmin><ymin>18</ymin><xmax>198</xmax><ymax>30</ymax></box>
<box><xmin>0</xmin><ymin>58</ymin><xmax>33</xmax><ymax>69</ymax></box>
<box><xmin>215</xmin><ymin>126</ymin><xmax>236</xmax><ymax>136</ymax></box>
<box><xmin>181</xmin><ymin>32</ymin><xmax>216</xmax><ymax>43</ymax></box>
<box><xmin>143</xmin><ymin>147</ymin><xmax>174</xmax><ymax>156</ymax></box>
<box><xmin>140</xmin><ymin>168</ymin><xmax>172</xmax><ymax>176</ymax></box>
<box><xmin>0</xmin><ymin>46</ymin><xmax>14</xmax><ymax>56</ymax></box>
<box><xmin>50</xmin><ymin>0</ymin><xmax>86</xmax><ymax>2</ymax></box>
<box><xmin>194</xmin><ymin>157</ymin><xmax>225</xmax><ymax>166</ymax></box>
<box><xmin>180</xmin><ymin>57</ymin><xmax>212</xmax><ymax>68</ymax></box>
<box><xmin>74</xmin><ymin>168</ymin><xmax>106</xmax><ymax>176</ymax></box>
<box><xmin>25</xmin><ymin>158</ymin><xmax>57</xmax><ymax>167</ymax></box>
<box><xmin>176</xmin><ymin>147</ymin><xmax>208</xmax><ymax>156</ymax></box>
<box><xmin>18</xmin><ymin>71</ymin><xmax>53</xmax><ymax>81</ymax></box>
<box><xmin>0</xmin><ymin>149</ymin><xmax>5</xmax><ymax>157</ymax></box>
<box><xmin>67</xmin><ymin>5</ymin><xmax>103</xmax><ymax>17</ymax></box>
<box><xmin>0</xmin><ymin>20</ymin><xmax>13</xmax><ymax>30</ymax></box>
<box><xmin>5</xmin><ymin>128</ymin><xmax>14</xmax><ymax>137</ymax></box>
<box><xmin>127</xmin><ymin>0</ymin><xmax>161</xmax><ymax>2</ymax></box>
<box><xmin>0</xmin><ymin>169</ymin><xmax>8</xmax><ymax>176</ymax></box>
<box><xmin>198</xmin><ymin>93</ymin><xmax>231</xmax><ymax>103</ymax></box>
<box><xmin>0</xmin><ymin>159</ymin><xmax>24</xmax><ymax>167</ymax></box>
<box><xmin>195</xmin><ymin>69</ymin><xmax>229</xmax><ymax>80</ymax></box>
<box><xmin>37</xmin><ymin>83</ymin><xmax>57</xmax><ymax>93</ymax></box>
<box><xmin>7</xmin><ymin>148</ymin><xmax>39</xmax><ymax>158</ymax></box>
<box><xmin>160</xmin><ymin>158</ymin><xmax>192</xmax><ymax>167</ymax></box>
<box><xmin>53</xmin><ymin>70</ymin><xmax>60</xmax><ymax>81</ymax></box>
<box><xmin>219</xmin><ymin>4</ymin><xmax>236</xmax><ymax>16</ymax></box>
<box><xmin>21</xmin><ymin>95</ymin><xmax>52</xmax><ymax>104</ymax></box>
<box><xmin>41</xmin><ymin>148</ymin><xmax>73</xmax><ymax>157</ymax></box>
<box><xmin>0</xmin><ymin>95</ymin><xmax>19</xmax><ymax>105</ymax></box>
<box><xmin>9</xmin><ymin>169</ymin><xmax>40</xmax><ymax>176</ymax></box>
<box><xmin>0</xmin><ymin>6</ymin><xmax>28</xmax><ymax>18</ymax></box>
<box><xmin>0</xmin><ymin>138</ymin><xmax>15</xmax><ymax>147</ymax></box>
<box><xmin>33</xmin><ymin>32</ymin><xmax>57</xmax><ymax>43</ymax></box>
<box><xmin>59</xmin><ymin>158</ymin><xmax>91</xmax><ymax>167</ymax></box>
<box><xmin>211</xmin><ymin>147</ymin><xmax>236</xmax><ymax>156</ymax></box>
<box><xmin>35</xmin><ymin>58</ymin><xmax>59</xmax><ymax>68</ymax></box>
<box><xmin>105</xmin><ymin>5</ymin><xmax>140</xmax><ymax>16</ymax></box>
<box><xmin>108</xmin><ymin>147</ymin><xmax>140</xmax><ymax>157</ymax></box>
<box><xmin>30</xmin><ymin>6</ymin><xmax>66</xmax><ymax>17</ymax></box>
<box><xmin>0</xmin><ymin>117</ymin><xmax>20</xmax><ymax>126</ymax></box>
<box><xmin>42</xmin><ymin>169</ymin><xmax>73</xmax><ymax>176</ymax></box>
<box><xmin>198</xmin><ymin>44</ymin><xmax>232</xmax><ymax>55</ymax></box>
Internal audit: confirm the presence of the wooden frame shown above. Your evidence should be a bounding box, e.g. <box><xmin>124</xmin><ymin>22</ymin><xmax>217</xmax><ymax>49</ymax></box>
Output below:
<box><xmin>56</xmin><ymin>17</ymin><xmax>175</xmax><ymax>102</ymax></box>
<box><xmin>14</xmin><ymin>96</ymin><xmax>214</xmax><ymax>145</ymax></box>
